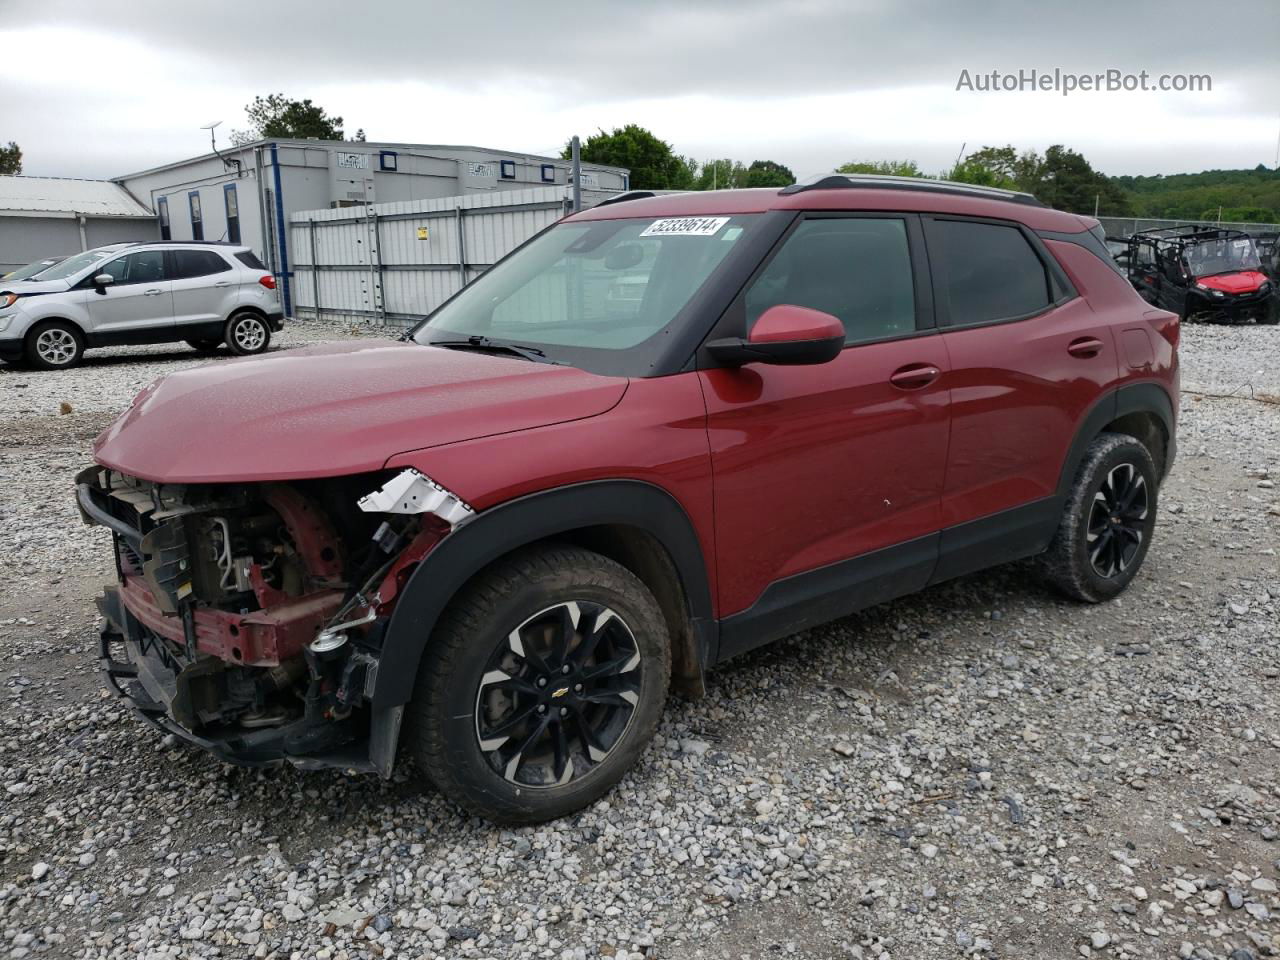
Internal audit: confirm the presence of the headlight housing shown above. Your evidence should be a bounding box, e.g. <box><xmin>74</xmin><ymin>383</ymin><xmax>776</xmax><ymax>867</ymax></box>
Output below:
<box><xmin>0</xmin><ymin>292</ymin><xmax>18</xmax><ymax>309</ymax></box>
<box><xmin>1194</xmin><ymin>283</ymin><xmax>1225</xmax><ymax>298</ymax></box>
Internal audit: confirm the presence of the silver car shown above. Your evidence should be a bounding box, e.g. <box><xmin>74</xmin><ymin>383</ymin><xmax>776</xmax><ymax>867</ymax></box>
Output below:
<box><xmin>0</xmin><ymin>242</ymin><xmax>283</xmax><ymax>369</ymax></box>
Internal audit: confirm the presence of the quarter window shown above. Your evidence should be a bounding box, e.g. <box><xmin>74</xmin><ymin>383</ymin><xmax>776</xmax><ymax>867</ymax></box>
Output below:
<box><xmin>745</xmin><ymin>218</ymin><xmax>917</xmax><ymax>344</ymax></box>
<box><xmin>931</xmin><ymin>219</ymin><xmax>1051</xmax><ymax>326</ymax></box>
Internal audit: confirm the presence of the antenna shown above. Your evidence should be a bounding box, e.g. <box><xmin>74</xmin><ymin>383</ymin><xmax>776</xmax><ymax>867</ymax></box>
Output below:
<box><xmin>200</xmin><ymin>120</ymin><xmax>244</xmax><ymax>178</ymax></box>
<box><xmin>200</xmin><ymin>120</ymin><xmax>222</xmax><ymax>152</ymax></box>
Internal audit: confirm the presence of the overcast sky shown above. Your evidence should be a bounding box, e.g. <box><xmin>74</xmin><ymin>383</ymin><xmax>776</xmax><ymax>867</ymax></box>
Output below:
<box><xmin>2</xmin><ymin>0</ymin><xmax>1278</xmax><ymax>181</ymax></box>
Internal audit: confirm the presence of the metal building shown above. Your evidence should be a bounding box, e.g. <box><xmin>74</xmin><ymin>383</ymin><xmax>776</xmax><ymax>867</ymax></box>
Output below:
<box><xmin>114</xmin><ymin>139</ymin><xmax>629</xmax><ymax>315</ymax></box>
<box><xmin>0</xmin><ymin>176</ymin><xmax>158</xmax><ymax>273</ymax></box>
<box><xmin>291</xmin><ymin>185</ymin><xmax>619</xmax><ymax>327</ymax></box>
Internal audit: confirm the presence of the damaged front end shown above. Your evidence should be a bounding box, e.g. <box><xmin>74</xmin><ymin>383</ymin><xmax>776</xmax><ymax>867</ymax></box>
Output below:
<box><xmin>78</xmin><ymin>466</ymin><xmax>471</xmax><ymax>774</ymax></box>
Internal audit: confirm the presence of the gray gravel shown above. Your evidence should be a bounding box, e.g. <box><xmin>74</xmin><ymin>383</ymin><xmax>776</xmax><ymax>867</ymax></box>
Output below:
<box><xmin>1</xmin><ymin>321</ymin><xmax>1278</xmax><ymax>960</ymax></box>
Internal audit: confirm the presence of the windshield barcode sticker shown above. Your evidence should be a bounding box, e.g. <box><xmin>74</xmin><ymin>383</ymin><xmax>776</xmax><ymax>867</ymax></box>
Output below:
<box><xmin>640</xmin><ymin>217</ymin><xmax>730</xmax><ymax>238</ymax></box>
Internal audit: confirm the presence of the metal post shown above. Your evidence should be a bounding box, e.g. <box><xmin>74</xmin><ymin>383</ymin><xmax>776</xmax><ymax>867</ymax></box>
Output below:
<box><xmin>571</xmin><ymin>135</ymin><xmax>582</xmax><ymax>213</ymax></box>
<box><xmin>309</xmin><ymin>219</ymin><xmax>321</xmax><ymax>322</ymax></box>
<box><xmin>456</xmin><ymin>206</ymin><xmax>467</xmax><ymax>287</ymax></box>
<box><xmin>371</xmin><ymin>210</ymin><xmax>385</xmax><ymax>324</ymax></box>
<box><xmin>77</xmin><ymin>215</ymin><xmax>88</xmax><ymax>251</ymax></box>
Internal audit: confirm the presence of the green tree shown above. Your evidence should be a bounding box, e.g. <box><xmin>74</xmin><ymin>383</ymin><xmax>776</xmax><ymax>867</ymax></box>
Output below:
<box><xmin>744</xmin><ymin>160</ymin><xmax>795</xmax><ymax>188</ymax></box>
<box><xmin>566</xmin><ymin>125</ymin><xmax>696</xmax><ymax>190</ymax></box>
<box><xmin>696</xmin><ymin>158</ymin><xmax>748</xmax><ymax>190</ymax></box>
<box><xmin>0</xmin><ymin>141</ymin><xmax>21</xmax><ymax>176</ymax></box>
<box><xmin>836</xmin><ymin>159</ymin><xmax>924</xmax><ymax>177</ymax></box>
<box><xmin>230</xmin><ymin>94</ymin><xmax>345</xmax><ymax>145</ymax></box>
<box><xmin>1037</xmin><ymin>145</ymin><xmax>1130</xmax><ymax>215</ymax></box>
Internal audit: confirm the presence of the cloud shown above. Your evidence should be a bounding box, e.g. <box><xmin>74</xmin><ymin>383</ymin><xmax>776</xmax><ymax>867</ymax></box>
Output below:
<box><xmin>1</xmin><ymin>0</ymin><xmax>1277</xmax><ymax>178</ymax></box>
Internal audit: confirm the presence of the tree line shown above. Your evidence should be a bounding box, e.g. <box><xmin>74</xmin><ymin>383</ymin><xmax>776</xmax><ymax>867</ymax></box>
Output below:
<box><xmin>5</xmin><ymin>98</ymin><xmax>1278</xmax><ymax>223</ymax></box>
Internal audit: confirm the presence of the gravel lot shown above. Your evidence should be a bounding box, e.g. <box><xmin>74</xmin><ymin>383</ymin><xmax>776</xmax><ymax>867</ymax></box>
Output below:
<box><xmin>1</xmin><ymin>322</ymin><xmax>1278</xmax><ymax>960</ymax></box>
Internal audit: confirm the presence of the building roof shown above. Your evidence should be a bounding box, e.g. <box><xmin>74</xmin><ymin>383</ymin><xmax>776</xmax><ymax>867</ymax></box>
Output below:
<box><xmin>0</xmin><ymin>176</ymin><xmax>154</xmax><ymax>218</ymax></box>
<box><xmin>114</xmin><ymin>138</ymin><xmax>629</xmax><ymax>181</ymax></box>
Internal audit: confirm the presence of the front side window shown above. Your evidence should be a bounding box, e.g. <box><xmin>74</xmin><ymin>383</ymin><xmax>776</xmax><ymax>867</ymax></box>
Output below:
<box><xmin>745</xmin><ymin>217</ymin><xmax>917</xmax><ymax>344</ymax></box>
<box><xmin>414</xmin><ymin>214</ymin><xmax>758</xmax><ymax>373</ymax></box>
<box><xmin>98</xmin><ymin>251</ymin><xmax>166</xmax><ymax>285</ymax></box>
<box><xmin>932</xmin><ymin>219</ymin><xmax>1051</xmax><ymax>325</ymax></box>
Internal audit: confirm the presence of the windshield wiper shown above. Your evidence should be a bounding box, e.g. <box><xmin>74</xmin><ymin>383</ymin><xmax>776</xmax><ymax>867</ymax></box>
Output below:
<box><xmin>427</xmin><ymin>335</ymin><xmax>554</xmax><ymax>363</ymax></box>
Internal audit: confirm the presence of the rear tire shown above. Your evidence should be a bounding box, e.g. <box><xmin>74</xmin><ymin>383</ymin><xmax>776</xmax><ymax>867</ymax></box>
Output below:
<box><xmin>1041</xmin><ymin>433</ymin><xmax>1158</xmax><ymax>603</ymax></box>
<box><xmin>224</xmin><ymin>311</ymin><xmax>271</xmax><ymax>356</ymax></box>
<box><xmin>25</xmin><ymin>320</ymin><xmax>84</xmax><ymax>370</ymax></box>
<box><xmin>186</xmin><ymin>338</ymin><xmax>222</xmax><ymax>353</ymax></box>
<box><xmin>405</xmin><ymin>545</ymin><xmax>671</xmax><ymax>823</ymax></box>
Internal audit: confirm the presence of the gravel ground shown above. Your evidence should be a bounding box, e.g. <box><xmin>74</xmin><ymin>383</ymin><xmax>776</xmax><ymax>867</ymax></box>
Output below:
<box><xmin>1</xmin><ymin>322</ymin><xmax>1278</xmax><ymax>960</ymax></box>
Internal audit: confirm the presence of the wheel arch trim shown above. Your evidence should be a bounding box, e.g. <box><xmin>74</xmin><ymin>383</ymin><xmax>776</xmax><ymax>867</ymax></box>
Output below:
<box><xmin>370</xmin><ymin>479</ymin><xmax>715</xmax><ymax>709</ymax></box>
<box><xmin>1056</xmin><ymin>381</ymin><xmax>1176</xmax><ymax>498</ymax></box>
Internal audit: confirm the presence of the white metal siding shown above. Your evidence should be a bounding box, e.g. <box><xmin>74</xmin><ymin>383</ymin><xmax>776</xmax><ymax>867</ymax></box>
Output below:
<box><xmin>289</xmin><ymin>187</ymin><xmax>615</xmax><ymax>327</ymax></box>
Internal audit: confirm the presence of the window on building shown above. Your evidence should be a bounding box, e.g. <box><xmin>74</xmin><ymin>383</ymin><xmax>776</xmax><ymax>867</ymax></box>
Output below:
<box><xmin>188</xmin><ymin>191</ymin><xmax>203</xmax><ymax>241</ymax></box>
<box><xmin>930</xmin><ymin>219</ymin><xmax>1052</xmax><ymax>325</ymax></box>
<box><xmin>157</xmin><ymin>197</ymin><xmax>171</xmax><ymax>241</ymax></box>
<box><xmin>170</xmin><ymin>249</ymin><xmax>232</xmax><ymax>279</ymax></box>
<box><xmin>745</xmin><ymin>218</ymin><xmax>917</xmax><ymax>344</ymax></box>
<box><xmin>223</xmin><ymin>183</ymin><xmax>240</xmax><ymax>244</ymax></box>
<box><xmin>500</xmin><ymin>160</ymin><xmax>516</xmax><ymax>179</ymax></box>
<box><xmin>540</xmin><ymin>164</ymin><xmax>556</xmax><ymax>183</ymax></box>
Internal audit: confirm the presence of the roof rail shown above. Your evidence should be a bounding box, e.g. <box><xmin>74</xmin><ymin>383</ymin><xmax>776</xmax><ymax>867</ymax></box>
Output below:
<box><xmin>591</xmin><ymin>190</ymin><xmax>658</xmax><ymax>208</ymax></box>
<box><xmin>779</xmin><ymin>173</ymin><xmax>1045</xmax><ymax>207</ymax></box>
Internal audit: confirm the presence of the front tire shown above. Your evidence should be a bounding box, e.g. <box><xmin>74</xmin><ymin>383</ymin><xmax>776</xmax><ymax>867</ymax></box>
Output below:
<box><xmin>1041</xmin><ymin>433</ymin><xmax>1159</xmax><ymax>603</ymax></box>
<box><xmin>25</xmin><ymin>320</ymin><xmax>84</xmax><ymax>370</ymax></box>
<box><xmin>224</xmin><ymin>311</ymin><xmax>271</xmax><ymax>355</ymax></box>
<box><xmin>406</xmin><ymin>545</ymin><xmax>671</xmax><ymax>823</ymax></box>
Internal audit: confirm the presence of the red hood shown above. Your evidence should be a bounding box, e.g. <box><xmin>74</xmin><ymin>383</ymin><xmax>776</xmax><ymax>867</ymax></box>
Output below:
<box><xmin>1196</xmin><ymin>270</ymin><xmax>1267</xmax><ymax>294</ymax></box>
<box><xmin>93</xmin><ymin>341</ymin><xmax>628</xmax><ymax>483</ymax></box>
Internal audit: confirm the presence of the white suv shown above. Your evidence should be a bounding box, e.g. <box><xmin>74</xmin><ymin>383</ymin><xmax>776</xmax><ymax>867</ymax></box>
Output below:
<box><xmin>0</xmin><ymin>242</ymin><xmax>283</xmax><ymax>370</ymax></box>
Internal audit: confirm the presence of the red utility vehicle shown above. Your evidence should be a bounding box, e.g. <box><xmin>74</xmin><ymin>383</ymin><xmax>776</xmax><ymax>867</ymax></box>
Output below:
<box><xmin>80</xmin><ymin>175</ymin><xmax>1179</xmax><ymax>822</ymax></box>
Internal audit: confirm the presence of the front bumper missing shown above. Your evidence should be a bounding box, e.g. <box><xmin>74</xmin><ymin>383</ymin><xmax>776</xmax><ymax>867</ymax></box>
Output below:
<box><xmin>97</xmin><ymin>586</ymin><xmax>400</xmax><ymax>774</ymax></box>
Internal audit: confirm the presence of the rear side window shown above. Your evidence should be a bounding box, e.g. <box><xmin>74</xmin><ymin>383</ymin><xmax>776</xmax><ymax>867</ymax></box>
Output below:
<box><xmin>170</xmin><ymin>249</ymin><xmax>232</xmax><ymax>279</ymax></box>
<box><xmin>234</xmin><ymin>250</ymin><xmax>268</xmax><ymax>271</ymax></box>
<box><xmin>745</xmin><ymin>217</ymin><xmax>917</xmax><ymax>344</ymax></box>
<box><xmin>931</xmin><ymin>220</ymin><xmax>1051</xmax><ymax>326</ymax></box>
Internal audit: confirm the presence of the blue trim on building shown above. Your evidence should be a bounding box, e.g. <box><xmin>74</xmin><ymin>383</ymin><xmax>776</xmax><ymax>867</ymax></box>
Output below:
<box><xmin>269</xmin><ymin>143</ymin><xmax>291</xmax><ymax>316</ymax></box>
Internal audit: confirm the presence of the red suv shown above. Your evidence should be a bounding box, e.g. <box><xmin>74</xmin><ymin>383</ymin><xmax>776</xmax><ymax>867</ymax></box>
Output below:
<box><xmin>80</xmin><ymin>176</ymin><xmax>1179</xmax><ymax>823</ymax></box>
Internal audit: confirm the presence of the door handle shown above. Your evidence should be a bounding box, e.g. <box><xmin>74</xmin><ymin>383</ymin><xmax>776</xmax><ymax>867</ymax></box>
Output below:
<box><xmin>143</xmin><ymin>288</ymin><xmax>164</xmax><ymax>296</ymax></box>
<box><xmin>213</xmin><ymin>281</ymin><xmax>232</xmax><ymax>287</ymax></box>
<box><xmin>888</xmin><ymin>363</ymin><xmax>941</xmax><ymax>390</ymax></box>
<box><xmin>1067</xmin><ymin>336</ymin><xmax>1105</xmax><ymax>358</ymax></box>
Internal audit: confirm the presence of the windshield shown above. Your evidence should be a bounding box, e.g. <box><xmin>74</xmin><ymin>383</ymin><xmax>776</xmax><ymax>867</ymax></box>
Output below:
<box><xmin>1184</xmin><ymin>237</ymin><xmax>1261</xmax><ymax>278</ymax></box>
<box><xmin>3</xmin><ymin>257</ymin><xmax>66</xmax><ymax>282</ymax></box>
<box><xmin>414</xmin><ymin>215</ymin><xmax>758</xmax><ymax>371</ymax></box>
<box><xmin>36</xmin><ymin>248</ymin><xmax>117</xmax><ymax>282</ymax></box>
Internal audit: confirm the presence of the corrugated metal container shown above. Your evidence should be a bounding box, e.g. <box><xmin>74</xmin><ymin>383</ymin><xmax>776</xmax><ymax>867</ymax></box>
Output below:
<box><xmin>289</xmin><ymin>186</ymin><xmax>616</xmax><ymax>328</ymax></box>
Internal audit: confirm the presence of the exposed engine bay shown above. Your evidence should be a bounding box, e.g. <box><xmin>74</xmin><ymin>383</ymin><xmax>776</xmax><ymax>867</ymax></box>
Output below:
<box><xmin>76</xmin><ymin>465</ymin><xmax>471</xmax><ymax>772</ymax></box>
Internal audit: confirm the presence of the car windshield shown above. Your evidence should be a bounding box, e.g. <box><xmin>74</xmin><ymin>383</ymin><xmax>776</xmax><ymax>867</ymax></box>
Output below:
<box><xmin>414</xmin><ymin>214</ymin><xmax>758</xmax><ymax>372</ymax></box>
<box><xmin>3</xmin><ymin>257</ymin><xmax>66</xmax><ymax>281</ymax></box>
<box><xmin>35</xmin><ymin>248</ymin><xmax>117</xmax><ymax>282</ymax></box>
<box><xmin>1184</xmin><ymin>237</ymin><xmax>1261</xmax><ymax>278</ymax></box>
